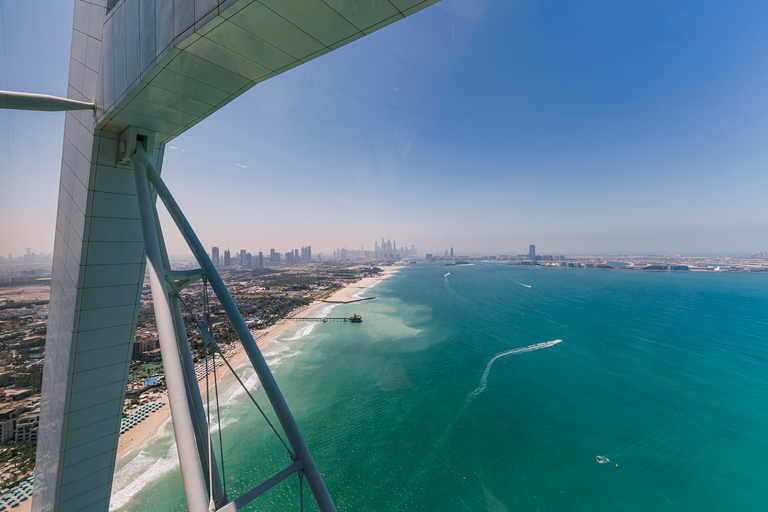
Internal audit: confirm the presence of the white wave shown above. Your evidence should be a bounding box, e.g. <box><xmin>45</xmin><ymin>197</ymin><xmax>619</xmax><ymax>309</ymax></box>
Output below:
<box><xmin>284</xmin><ymin>323</ymin><xmax>317</xmax><ymax>340</ymax></box>
<box><xmin>444</xmin><ymin>272</ymin><xmax>451</xmax><ymax>277</ymax></box>
<box><xmin>262</xmin><ymin>341</ymin><xmax>293</xmax><ymax>357</ymax></box>
<box><xmin>209</xmin><ymin>411</ymin><xmax>238</xmax><ymax>434</ymax></box>
<box><xmin>226</xmin><ymin>369</ymin><xmax>261</xmax><ymax>403</ymax></box>
<box><xmin>110</xmin><ymin>444</ymin><xmax>179</xmax><ymax>510</ymax></box>
<box><xmin>316</xmin><ymin>304</ymin><xmax>337</xmax><ymax>318</ymax></box>
<box><xmin>471</xmin><ymin>339</ymin><xmax>562</xmax><ymax>398</ymax></box>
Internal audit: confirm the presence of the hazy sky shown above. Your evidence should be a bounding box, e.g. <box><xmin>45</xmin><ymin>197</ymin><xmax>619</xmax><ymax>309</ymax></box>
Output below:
<box><xmin>2</xmin><ymin>0</ymin><xmax>768</xmax><ymax>258</ymax></box>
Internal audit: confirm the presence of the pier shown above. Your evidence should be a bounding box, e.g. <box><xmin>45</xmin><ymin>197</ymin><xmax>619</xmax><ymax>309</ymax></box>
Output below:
<box><xmin>322</xmin><ymin>296</ymin><xmax>376</xmax><ymax>304</ymax></box>
<box><xmin>295</xmin><ymin>315</ymin><xmax>362</xmax><ymax>323</ymax></box>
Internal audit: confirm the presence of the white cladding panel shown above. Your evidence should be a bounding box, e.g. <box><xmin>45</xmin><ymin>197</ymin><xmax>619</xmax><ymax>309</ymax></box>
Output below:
<box><xmin>96</xmin><ymin>0</ymin><xmax>440</xmax><ymax>141</ymax></box>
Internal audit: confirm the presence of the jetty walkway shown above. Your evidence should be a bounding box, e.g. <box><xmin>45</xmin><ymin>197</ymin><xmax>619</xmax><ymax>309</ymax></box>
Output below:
<box><xmin>295</xmin><ymin>315</ymin><xmax>362</xmax><ymax>323</ymax></box>
<box><xmin>322</xmin><ymin>296</ymin><xmax>376</xmax><ymax>304</ymax></box>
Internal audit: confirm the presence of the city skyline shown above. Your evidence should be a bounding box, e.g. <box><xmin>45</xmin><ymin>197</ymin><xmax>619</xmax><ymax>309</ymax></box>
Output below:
<box><xmin>3</xmin><ymin>1</ymin><xmax>768</xmax><ymax>258</ymax></box>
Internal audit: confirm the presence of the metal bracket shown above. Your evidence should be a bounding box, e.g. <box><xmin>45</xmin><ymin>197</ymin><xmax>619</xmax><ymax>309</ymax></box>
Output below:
<box><xmin>166</xmin><ymin>269</ymin><xmax>205</xmax><ymax>293</ymax></box>
<box><xmin>117</xmin><ymin>126</ymin><xmax>155</xmax><ymax>164</ymax></box>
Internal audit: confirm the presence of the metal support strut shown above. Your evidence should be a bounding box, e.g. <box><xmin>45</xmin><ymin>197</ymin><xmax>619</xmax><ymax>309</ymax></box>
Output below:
<box><xmin>132</xmin><ymin>147</ymin><xmax>210</xmax><ymax>512</ymax></box>
<box><xmin>129</xmin><ymin>140</ymin><xmax>336</xmax><ymax>512</ymax></box>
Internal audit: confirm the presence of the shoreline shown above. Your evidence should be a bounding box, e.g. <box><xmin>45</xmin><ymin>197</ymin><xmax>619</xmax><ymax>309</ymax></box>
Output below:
<box><xmin>114</xmin><ymin>266</ymin><xmax>401</xmax><ymax>461</ymax></box>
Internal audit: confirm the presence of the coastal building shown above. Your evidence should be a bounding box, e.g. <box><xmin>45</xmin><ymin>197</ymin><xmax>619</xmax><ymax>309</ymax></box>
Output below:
<box><xmin>300</xmin><ymin>245</ymin><xmax>312</xmax><ymax>262</ymax></box>
<box><xmin>211</xmin><ymin>247</ymin><xmax>219</xmax><ymax>268</ymax></box>
<box><xmin>132</xmin><ymin>335</ymin><xmax>159</xmax><ymax>361</ymax></box>
<box><xmin>2</xmin><ymin>389</ymin><xmax>32</xmax><ymax>402</ymax></box>
<box><xmin>530</xmin><ymin>245</ymin><xmax>536</xmax><ymax>259</ymax></box>
<box><xmin>0</xmin><ymin>405</ymin><xmax>18</xmax><ymax>444</ymax></box>
<box><xmin>14</xmin><ymin>408</ymin><xmax>39</xmax><ymax>443</ymax></box>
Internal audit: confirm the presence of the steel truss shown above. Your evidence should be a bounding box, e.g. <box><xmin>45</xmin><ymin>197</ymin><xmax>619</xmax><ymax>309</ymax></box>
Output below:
<box><xmin>130</xmin><ymin>140</ymin><xmax>336</xmax><ymax>512</ymax></box>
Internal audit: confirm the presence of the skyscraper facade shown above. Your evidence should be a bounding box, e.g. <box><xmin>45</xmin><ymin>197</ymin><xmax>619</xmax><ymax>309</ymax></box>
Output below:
<box><xmin>211</xmin><ymin>247</ymin><xmax>219</xmax><ymax>268</ymax></box>
<box><xmin>224</xmin><ymin>249</ymin><xmax>231</xmax><ymax>267</ymax></box>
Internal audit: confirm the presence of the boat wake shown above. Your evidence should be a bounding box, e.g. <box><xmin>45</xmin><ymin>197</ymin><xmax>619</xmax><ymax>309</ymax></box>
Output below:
<box><xmin>435</xmin><ymin>339</ymin><xmax>564</xmax><ymax>449</ymax></box>
<box><xmin>514</xmin><ymin>281</ymin><xmax>532</xmax><ymax>288</ymax></box>
<box><xmin>470</xmin><ymin>339</ymin><xmax>562</xmax><ymax>398</ymax></box>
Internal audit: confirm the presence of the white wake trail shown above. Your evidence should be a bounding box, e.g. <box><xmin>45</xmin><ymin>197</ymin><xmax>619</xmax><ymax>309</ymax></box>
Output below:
<box><xmin>396</xmin><ymin>338</ymin><xmax>563</xmax><ymax>510</ymax></box>
<box><xmin>514</xmin><ymin>281</ymin><xmax>532</xmax><ymax>288</ymax></box>
<box><xmin>471</xmin><ymin>339</ymin><xmax>562</xmax><ymax>398</ymax></box>
<box><xmin>440</xmin><ymin>339</ymin><xmax>563</xmax><ymax>444</ymax></box>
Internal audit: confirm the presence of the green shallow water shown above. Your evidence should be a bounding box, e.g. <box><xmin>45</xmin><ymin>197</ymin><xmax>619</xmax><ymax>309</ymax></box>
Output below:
<box><xmin>112</xmin><ymin>264</ymin><xmax>768</xmax><ymax>511</ymax></box>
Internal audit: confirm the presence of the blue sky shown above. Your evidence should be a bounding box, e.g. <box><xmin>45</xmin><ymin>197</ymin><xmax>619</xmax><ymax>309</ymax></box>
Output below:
<box><xmin>2</xmin><ymin>0</ymin><xmax>767</xmax><ymax>258</ymax></box>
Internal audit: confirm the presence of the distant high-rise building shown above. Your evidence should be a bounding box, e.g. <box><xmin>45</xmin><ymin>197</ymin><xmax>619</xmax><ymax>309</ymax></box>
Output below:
<box><xmin>245</xmin><ymin>253</ymin><xmax>252</xmax><ymax>267</ymax></box>
<box><xmin>270</xmin><ymin>248</ymin><xmax>276</xmax><ymax>263</ymax></box>
<box><xmin>294</xmin><ymin>249</ymin><xmax>299</xmax><ymax>260</ymax></box>
<box><xmin>306</xmin><ymin>245</ymin><xmax>311</xmax><ymax>262</ymax></box>
<box><xmin>224</xmin><ymin>249</ymin><xmax>231</xmax><ymax>267</ymax></box>
<box><xmin>450</xmin><ymin>247</ymin><xmax>454</xmax><ymax>259</ymax></box>
<box><xmin>258</xmin><ymin>252</ymin><xmax>263</xmax><ymax>267</ymax></box>
<box><xmin>529</xmin><ymin>245</ymin><xmax>536</xmax><ymax>259</ymax></box>
<box><xmin>411</xmin><ymin>244</ymin><xmax>416</xmax><ymax>255</ymax></box>
<box><xmin>211</xmin><ymin>247</ymin><xmax>220</xmax><ymax>268</ymax></box>
<box><xmin>240</xmin><ymin>249</ymin><xmax>246</xmax><ymax>266</ymax></box>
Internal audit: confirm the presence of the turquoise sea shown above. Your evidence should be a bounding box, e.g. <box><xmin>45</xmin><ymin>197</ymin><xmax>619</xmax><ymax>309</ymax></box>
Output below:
<box><xmin>112</xmin><ymin>263</ymin><xmax>768</xmax><ymax>511</ymax></box>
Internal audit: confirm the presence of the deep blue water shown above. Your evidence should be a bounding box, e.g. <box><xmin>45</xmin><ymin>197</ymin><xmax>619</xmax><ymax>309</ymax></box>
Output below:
<box><xmin>113</xmin><ymin>263</ymin><xmax>768</xmax><ymax>511</ymax></box>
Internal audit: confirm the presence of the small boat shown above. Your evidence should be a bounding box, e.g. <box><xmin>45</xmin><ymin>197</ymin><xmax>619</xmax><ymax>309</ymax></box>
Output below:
<box><xmin>596</xmin><ymin>455</ymin><xmax>609</xmax><ymax>464</ymax></box>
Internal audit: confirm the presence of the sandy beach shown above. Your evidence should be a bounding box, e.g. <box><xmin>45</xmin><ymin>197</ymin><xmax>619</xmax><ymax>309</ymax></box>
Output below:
<box><xmin>7</xmin><ymin>268</ymin><xmax>402</xmax><ymax>512</ymax></box>
<box><xmin>114</xmin><ymin>266</ymin><xmax>401</xmax><ymax>460</ymax></box>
